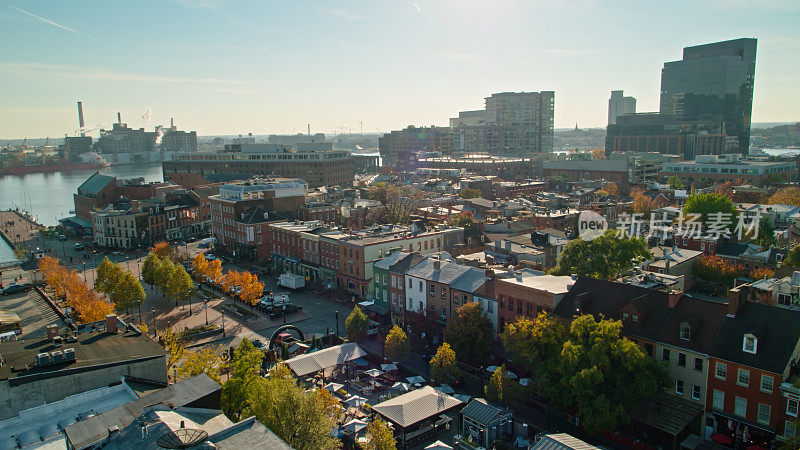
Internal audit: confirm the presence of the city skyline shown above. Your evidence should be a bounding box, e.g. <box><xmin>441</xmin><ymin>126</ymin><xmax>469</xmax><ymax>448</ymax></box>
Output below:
<box><xmin>1</xmin><ymin>1</ymin><xmax>799</xmax><ymax>139</ymax></box>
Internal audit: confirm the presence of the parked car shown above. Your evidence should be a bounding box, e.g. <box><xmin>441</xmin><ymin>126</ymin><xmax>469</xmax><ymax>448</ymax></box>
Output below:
<box><xmin>269</xmin><ymin>304</ymin><xmax>302</xmax><ymax>319</ymax></box>
<box><xmin>251</xmin><ymin>339</ymin><xmax>266</xmax><ymax>350</ymax></box>
<box><xmin>57</xmin><ymin>234</ymin><xmax>68</xmax><ymax>241</ymax></box>
<box><xmin>74</xmin><ymin>243</ymin><xmax>85</xmax><ymax>251</ymax></box>
<box><xmin>273</xmin><ymin>332</ymin><xmax>296</xmax><ymax>346</ymax></box>
<box><xmin>1</xmin><ymin>284</ymin><xmax>31</xmax><ymax>296</ymax></box>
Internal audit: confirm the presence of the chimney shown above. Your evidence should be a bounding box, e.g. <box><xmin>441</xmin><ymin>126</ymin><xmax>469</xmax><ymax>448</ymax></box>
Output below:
<box><xmin>727</xmin><ymin>287</ymin><xmax>746</xmax><ymax>317</ymax></box>
<box><xmin>46</xmin><ymin>324</ymin><xmax>59</xmax><ymax>341</ymax></box>
<box><xmin>668</xmin><ymin>290</ymin><xmax>682</xmax><ymax>308</ymax></box>
<box><xmin>117</xmin><ymin>112</ymin><xmax>122</xmax><ymax>124</ymax></box>
<box><xmin>433</xmin><ymin>260</ymin><xmax>441</xmax><ymax>271</ymax></box>
<box><xmin>170</xmin><ymin>117</ymin><xmax>174</xmax><ymax>128</ymax></box>
<box><xmin>484</xmin><ymin>268</ymin><xmax>494</xmax><ymax>277</ymax></box>
<box><xmin>106</xmin><ymin>314</ymin><xmax>118</xmax><ymax>333</ymax></box>
<box><xmin>77</xmin><ymin>102</ymin><xmax>85</xmax><ymax>136</ymax></box>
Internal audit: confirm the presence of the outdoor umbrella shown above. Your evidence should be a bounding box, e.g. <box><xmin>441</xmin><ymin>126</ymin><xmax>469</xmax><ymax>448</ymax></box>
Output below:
<box><xmin>425</xmin><ymin>440</ymin><xmax>453</xmax><ymax>449</ymax></box>
<box><xmin>342</xmin><ymin>419</ymin><xmax>368</xmax><ymax>434</ymax></box>
<box><xmin>434</xmin><ymin>385</ymin><xmax>455</xmax><ymax>394</ymax></box>
<box><xmin>324</xmin><ymin>382</ymin><xmax>344</xmax><ymax>393</ymax></box>
<box><xmin>381</xmin><ymin>363</ymin><xmax>399</xmax><ymax>371</ymax></box>
<box><xmin>518</xmin><ymin>378</ymin><xmax>532</xmax><ymax>387</ymax></box>
<box><xmin>485</xmin><ymin>365</ymin><xmax>499</xmax><ymax>373</ymax></box>
<box><xmin>344</xmin><ymin>395</ymin><xmax>367</xmax><ymax>407</ymax></box>
<box><xmin>391</xmin><ymin>382</ymin><xmax>411</xmax><ymax>392</ymax></box>
<box><xmin>506</xmin><ymin>371</ymin><xmax>518</xmax><ymax>379</ymax></box>
<box><xmin>406</xmin><ymin>375</ymin><xmax>426</xmax><ymax>384</ymax></box>
<box><xmin>353</xmin><ymin>358</ymin><xmax>369</xmax><ymax>367</ymax></box>
<box><xmin>453</xmin><ymin>393</ymin><xmax>472</xmax><ymax>403</ymax></box>
<box><xmin>364</xmin><ymin>368</ymin><xmax>384</xmax><ymax>377</ymax></box>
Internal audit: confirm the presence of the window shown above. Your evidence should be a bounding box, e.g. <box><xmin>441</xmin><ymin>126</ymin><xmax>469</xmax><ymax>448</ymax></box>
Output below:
<box><xmin>778</xmin><ymin>293</ymin><xmax>792</xmax><ymax>306</ymax></box>
<box><xmin>487</xmin><ymin>302</ymin><xmax>493</xmax><ymax>314</ymax></box>
<box><xmin>409</xmin><ymin>278</ymin><xmax>413</xmax><ymax>288</ymax></box>
<box><xmin>735</xmin><ymin>397</ymin><xmax>747</xmax><ymax>417</ymax></box>
<box><xmin>453</xmin><ymin>292</ymin><xmax>459</xmax><ymax>304</ymax></box>
<box><xmin>737</xmin><ymin>369</ymin><xmax>750</xmax><ymax>387</ymax></box>
<box><xmin>691</xmin><ymin>385</ymin><xmax>701</xmax><ymax>401</ymax></box>
<box><xmin>441</xmin><ymin>286</ymin><xmax>446</xmax><ymax>299</ymax></box>
<box><xmin>788</xmin><ymin>396</ymin><xmax>800</xmax><ymax>417</ymax></box>
<box><xmin>622</xmin><ymin>312</ymin><xmax>629</xmax><ymax>321</ymax></box>
<box><xmin>675</xmin><ymin>380</ymin><xmax>684</xmax><ymax>395</ymax></box>
<box><xmin>677</xmin><ymin>353</ymin><xmax>686</xmax><ymax>367</ymax></box>
<box><xmin>680</xmin><ymin>322</ymin><xmax>691</xmax><ymax>340</ymax></box>
<box><xmin>429</xmin><ymin>284</ymin><xmax>435</xmax><ymax>296</ymax></box>
<box><xmin>761</xmin><ymin>375</ymin><xmax>774</xmax><ymax>393</ymax></box>
<box><xmin>508</xmin><ymin>298</ymin><xmax>514</xmax><ymax>311</ymax></box>
<box><xmin>631</xmin><ymin>314</ymin><xmax>639</xmax><ymax>324</ymax></box>
<box><xmin>694</xmin><ymin>358</ymin><xmax>703</xmax><ymax>372</ymax></box>
<box><xmin>713</xmin><ymin>390</ymin><xmax>725</xmax><ymax>410</ymax></box>
<box><xmin>743</xmin><ymin>334</ymin><xmax>758</xmax><ymax>354</ymax></box>
<box><xmin>716</xmin><ymin>362</ymin><xmax>727</xmax><ymax>380</ymax></box>
<box><xmin>786</xmin><ymin>420</ymin><xmax>797</xmax><ymax>438</ymax></box>
<box><xmin>754</xmin><ymin>403</ymin><xmax>772</xmax><ymax>426</ymax></box>
<box><xmin>662</xmin><ymin>348</ymin><xmax>671</xmax><ymax>362</ymax></box>
<box><xmin>419</xmin><ymin>281</ymin><xmax>423</xmax><ymax>292</ymax></box>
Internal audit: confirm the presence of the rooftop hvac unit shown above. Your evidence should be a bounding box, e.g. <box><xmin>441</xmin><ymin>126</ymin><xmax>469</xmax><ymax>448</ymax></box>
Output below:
<box><xmin>50</xmin><ymin>350</ymin><xmax>64</xmax><ymax>364</ymax></box>
<box><xmin>64</xmin><ymin>348</ymin><xmax>76</xmax><ymax>361</ymax></box>
<box><xmin>36</xmin><ymin>352</ymin><xmax>51</xmax><ymax>367</ymax></box>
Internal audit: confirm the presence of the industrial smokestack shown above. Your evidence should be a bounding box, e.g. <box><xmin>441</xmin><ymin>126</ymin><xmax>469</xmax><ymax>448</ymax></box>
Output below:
<box><xmin>117</xmin><ymin>112</ymin><xmax>121</xmax><ymax>124</ymax></box>
<box><xmin>307</xmin><ymin>123</ymin><xmax>310</xmax><ymax>136</ymax></box>
<box><xmin>170</xmin><ymin>118</ymin><xmax>174</xmax><ymax>128</ymax></box>
<box><xmin>77</xmin><ymin>102</ymin><xmax>85</xmax><ymax>136</ymax></box>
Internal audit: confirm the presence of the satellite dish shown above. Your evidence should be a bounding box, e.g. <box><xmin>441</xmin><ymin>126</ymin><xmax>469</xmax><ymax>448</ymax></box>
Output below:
<box><xmin>156</xmin><ymin>428</ymin><xmax>209</xmax><ymax>449</ymax></box>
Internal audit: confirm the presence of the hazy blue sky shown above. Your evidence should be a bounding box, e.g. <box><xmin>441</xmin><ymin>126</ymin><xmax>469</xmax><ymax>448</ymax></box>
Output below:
<box><xmin>1</xmin><ymin>0</ymin><xmax>798</xmax><ymax>139</ymax></box>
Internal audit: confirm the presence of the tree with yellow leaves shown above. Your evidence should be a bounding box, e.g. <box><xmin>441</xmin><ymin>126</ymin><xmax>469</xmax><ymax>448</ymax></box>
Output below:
<box><xmin>192</xmin><ymin>254</ymin><xmax>209</xmax><ymax>281</ymax></box>
<box><xmin>238</xmin><ymin>271</ymin><xmax>264</xmax><ymax>305</ymax></box>
<box><xmin>207</xmin><ymin>259</ymin><xmax>223</xmax><ymax>283</ymax></box>
<box><xmin>178</xmin><ymin>346</ymin><xmax>223</xmax><ymax>384</ymax></box>
<box><xmin>152</xmin><ymin>241</ymin><xmax>175</xmax><ymax>261</ymax></box>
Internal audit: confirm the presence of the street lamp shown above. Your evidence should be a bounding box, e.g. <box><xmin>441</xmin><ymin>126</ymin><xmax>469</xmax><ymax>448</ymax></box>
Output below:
<box><xmin>221</xmin><ymin>309</ymin><xmax>225</xmax><ymax>337</ymax></box>
<box><xmin>335</xmin><ymin>310</ymin><xmax>339</xmax><ymax>337</ymax></box>
<box><xmin>151</xmin><ymin>307</ymin><xmax>156</xmax><ymax>337</ymax></box>
<box><xmin>204</xmin><ymin>299</ymin><xmax>208</xmax><ymax>326</ymax></box>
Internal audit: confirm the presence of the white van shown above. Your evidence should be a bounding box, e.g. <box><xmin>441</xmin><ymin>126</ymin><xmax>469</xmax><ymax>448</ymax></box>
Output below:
<box><xmin>0</xmin><ymin>331</ymin><xmax>18</xmax><ymax>342</ymax></box>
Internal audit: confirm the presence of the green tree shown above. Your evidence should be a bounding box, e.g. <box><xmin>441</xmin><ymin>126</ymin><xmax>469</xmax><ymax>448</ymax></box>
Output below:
<box><xmin>429</xmin><ymin>342</ymin><xmax>459</xmax><ymax>384</ymax></box>
<box><xmin>113</xmin><ymin>270</ymin><xmax>146</xmax><ymax>313</ymax></box>
<box><xmin>549</xmin><ymin>230</ymin><xmax>651</xmax><ymax>280</ymax></box>
<box><xmin>384</xmin><ymin>325</ymin><xmax>409</xmax><ymax>361</ymax></box>
<box><xmin>345</xmin><ymin>306</ymin><xmax>369</xmax><ymax>341</ymax></box>
<box><xmin>667</xmin><ymin>175</ymin><xmax>684</xmax><ymax>190</ymax></box>
<box><xmin>789</xmin><ymin>245</ymin><xmax>800</xmax><ymax>267</ymax></box>
<box><xmin>523</xmin><ymin>314</ymin><xmax>667</xmax><ymax>434</ymax></box>
<box><xmin>444</xmin><ymin>302</ymin><xmax>493</xmax><ymax>366</ymax></box>
<box><xmin>222</xmin><ymin>339</ymin><xmax>265</xmax><ymax>421</ymax></box>
<box><xmin>683</xmin><ymin>192</ymin><xmax>738</xmax><ymax>231</ymax></box>
<box><xmin>459</xmin><ymin>188</ymin><xmax>482</xmax><ymax>199</ymax></box>
<box><xmin>166</xmin><ymin>264</ymin><xmax>195</xmax><ymax>306</ymax></box>
<box><xmin>95</xmin><ymin>257</ymin><xmax>122</xmax><ymax>294</ymax></box>
<box><xmin>364</xmin><ymin>417</ymin><xmax>396</xmax><ymax>450</ymax></box>
<box><xmin>446</xmin><ymin>212</ymin><xmax>476</xmax><ymax>229</ymax></box>
<box><xmin>753</xmin><ymin>216</ymin><xmax>776</xmax><ymax>248</ymax></box>
<box><xmin>154</xmin><ymin>257</ymin><xmax>175</xmax><ymax>291</ymax></box>
<box><xmin>248</xmin><ymin>364</ymin><xmax>340</xmax><ymax>449</ymax></box>
<box><xmin>141</xmin><ymin>253</ymin><xmax>160</xmax><ymax>286</ymax></box>
<box><xmin>485</xmin><ymin>364</ymin><xmax>515</xmax><ymax>407</ymax></box>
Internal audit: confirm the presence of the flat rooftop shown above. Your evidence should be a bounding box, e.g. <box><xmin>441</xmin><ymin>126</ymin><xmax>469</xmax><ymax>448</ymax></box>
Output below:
<box><xmin>0</xmin><ymin>328</ymin><xmax>164</xmax><ymax>382</ymax></box>
<box><xmin>498</xmin><ymin>273</ymin><xmax>574</xmax><ymax>294</ymax></box>
<box><xmin>0</xmin><ymin>289</ymin><xmax>66</xmax><ymax>339</ymax></box>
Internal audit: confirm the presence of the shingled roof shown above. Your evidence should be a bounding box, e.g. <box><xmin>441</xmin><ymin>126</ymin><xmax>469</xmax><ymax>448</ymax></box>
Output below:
<box><xmin>372</xmin><ymin>386</ymin><xmax>463</xmax><ymax>428</ymax></box>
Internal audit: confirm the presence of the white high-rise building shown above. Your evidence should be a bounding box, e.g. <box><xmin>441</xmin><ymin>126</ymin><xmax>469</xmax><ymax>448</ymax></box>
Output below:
<box><xmin>608</xmin><ymin>90</ymin><xmax>637</xmax><ymax>125</ymax></box>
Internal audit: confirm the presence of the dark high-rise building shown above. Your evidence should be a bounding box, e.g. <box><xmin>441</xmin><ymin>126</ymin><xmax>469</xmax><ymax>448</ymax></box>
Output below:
<box><xmin>660</xmin><ymin>38</ymin><xmax>757</xmax><ymax>154</ymax></box>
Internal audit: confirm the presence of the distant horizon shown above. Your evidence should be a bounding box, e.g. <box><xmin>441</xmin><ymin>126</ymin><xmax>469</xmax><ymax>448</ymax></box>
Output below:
<box><xmin>2</xmin><ymin>1</ymin><xmax>799</xmax><ymax>139</ymax></box>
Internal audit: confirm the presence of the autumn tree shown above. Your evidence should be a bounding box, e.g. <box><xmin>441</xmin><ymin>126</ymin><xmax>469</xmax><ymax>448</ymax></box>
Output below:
<box><xmin>485</xmin><ymin>365</ymin><xmax>516</xmax><ymax>407</ymax></box>
<box><xmin>600</xmin><ymin>182</ymin><xmax>619</xmax><ymax>197</ymax></box>
<box><xmin>40</xmin><ymin>256</ymin><xmax>115</xmax><ymax>323</ymax></box>
<box><xmin>221</xmin><ymin>339</ymin><xmax>265</xmax><ymax>421</ymax></box>
<box><xmin>206</xmin><ymin>259</ymin><xmax>223</xmax><ymax>282</ymax></box>
<box><xmin>238</xmin><ymin>271</ymin><xmax>264</xmax><ymax>305</ymax></box>
<box><xmin>178</xmin><ymin>346</ymin><xmax>223</xmax><ymax>383</ymax></box>
<box><xmin>444</xmin><ymin>302</ymin><xmax>493</xmax><ymax>366</ymax></box>
<box><xmin>345</xmin><ymin>306</ymin><xmax>369</xmax><ymax>341</ymax></box>
<box><xmin>550</xmin><ymin>230</ymin><xmax>651</xmax><ymax>280</ymax></box>
<box><xmin>366</xmin><ymin>183</ymin><xmax>424</xmax><ymax>224</ymax></box>
<box><xmin>446</xmin><ymin>212</ymin><xmax>476</xmax><ymax>229</ymax></box>
<box><xmin>152</xmin><ymin>241</ymin><xmax>175</xmax><ymax>260</ymax></box>
<box><xmin>768</xmin><ymin>186</ymin><xmax>800</xmax><ymax>207</ymax></box>
<box><xmin>192</xmin><ymin>253</ymin><xmax>209</xmax><ymax>281</ymax></box>
<box><xmin>750</xmin><ymin>267</ymin><xmax>775</xmax><ymax>280</ymax></box>
<box><xmin>633</xmin><ymin>194</ymin><xmax>656</xmax><ymax>216</ymax></box>
<box><xmin>591</xmin><ymin>148</ymin><xmax>605</xmax><ymax>160</ymax></box>
<box><xmin>501</xmin><ymin>313</ymin><xmax>567</xmax><ymax>376</ymax></box>
<box><xmin>364</xmin><ymin>417</ymin><xmax>396</xmax><ymax>450</ymax></box>
<box><xmin>693</xmin><ymin>254</ymin><xmax>745</xmax><ymax>288</ymax></box>
<box><xmin>159</xmin><ymin>327</ymin><xmax>187</xmax><ymax>373</ymax></box>
<box><xmin>384</xmin><ymin>325</ymin><xmax>409</xmax><ymax>361</ymax></box>
<box><xmin>429</xmin><ymin>342</ymin><xmax>459</xmax><ymax>384</ymax></box>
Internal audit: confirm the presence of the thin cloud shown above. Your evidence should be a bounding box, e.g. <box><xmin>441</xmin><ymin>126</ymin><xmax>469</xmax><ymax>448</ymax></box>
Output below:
<box><xmin>413</xmin><ymin>3</ymin><xmax>422</xmax><ymax>12</ymax></box>
<box><xmin>0</xmin><ymin>62</ymin><xmax>252</xmax><ymax>86</ymax></box>
<box><xmin>329</xmin><ymin>8</ymin><xmax>364</xmax><ymax>21</ymax></box>
<box><xmin>10</xmin><ymin>6</ymin><xmax>92</xmax><ymax>38</ymax></box>
<box><xmin>438</xmin><ymin>51</ymin><xmax>480</xmax><ymax>62</ymax></box>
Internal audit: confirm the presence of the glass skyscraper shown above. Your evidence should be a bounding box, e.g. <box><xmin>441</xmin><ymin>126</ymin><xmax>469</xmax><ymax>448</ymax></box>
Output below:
<box><xmin>660</xmin><ymin>38</ymin><xmax>757</xmax><ymax>155</ymax></box>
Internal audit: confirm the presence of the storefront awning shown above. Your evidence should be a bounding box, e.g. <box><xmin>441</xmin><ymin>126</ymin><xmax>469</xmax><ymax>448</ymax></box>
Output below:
<box><xmin>633</xmin><ymin>392</ymin><xmax>704</xmax><ymax>436</ymax></box>
<box><xmin>59</xmin><ymin>215</ymin><xmax>91</xmax><ymax>229</ymax></box>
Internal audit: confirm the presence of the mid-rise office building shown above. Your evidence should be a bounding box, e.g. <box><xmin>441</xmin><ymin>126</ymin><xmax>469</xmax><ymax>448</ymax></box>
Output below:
<box><xmin>163</xmin><ymin>142</ymin><xmax>354</xmax><ymax>187</ymax></box>
<box><xmin>660</xmin><ymin>38</ymin><xmax>757</xmax><ymax>155</ymax></box>
<box><xmin>606</xmin><ymin>113</ymin><xmax>729</xmax><ymax>159</ymax></box>
<box><xmin>660</xmin><ymin>153</ymin><xmax>796</xmax><ymax>187</ymax></box>
<box><xmin>160</xmin><ymin>120</ymin><xmax>198</xmax><ymax>153</ymax></box>
<box><xmin>484</xmin><ymin>91</ymin><xmax>555</xmax><ymax>157</ymax></box>
<box><xmin>608</xmin><ymin>90</ymin><xmax>636</xmax><ymax>125</ymax></box>
<box><xmin>378</xmin><ymin>126</ymin><xmax>453</xmax><ymax>171</ymax></box>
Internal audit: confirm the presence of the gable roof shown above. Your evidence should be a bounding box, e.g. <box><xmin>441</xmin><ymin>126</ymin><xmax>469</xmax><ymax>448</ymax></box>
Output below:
<box><xmin>208</xmin><ymin>416</ymin><xmax>293</xmax><ymax>449</ymax></box>
<box><xmin>77</xmin><ymin>172</ymin><xmax>115</xmax><ymax>196</ymax></box>
<box><xmin>460</xmin><ymin>398</ymin><xmax>509</xmax><ymax>425</ymax></box>
<box><xmin>374</xmin><ymin>251</ymin><xmax>411</xmax><ymax>271</ymax></box>
<box><xmin>449</xmin><ymin>267</ymin><xmax>489</xmax><ymax>294</ymax></box>
<box><xmin>372</xmin><ymin>386</ymin><xmax>463</xmax><ymax>428</ymax></box>
<box><xmin>657</xmin><ymin>296</ymin><xmax>727</xmax><ymax>354</ymax></box>
<box><xmin>532</xmin><ymin>433</ymin><xmax>599</xmax><ymax>450</ymax></box>
<box><xmin>406</xmin><ymin>258</ymin><xmax>469</xmax><ymax>284</ymax></box>
<box><xmin>388</xmin><ymin>253</ymin><xmax>427</xmax><ymax>275</ymax></box>
<box><xmin>708</xmin><ymin>301</ymin><xmax>800</xmax><ymax>373</ymax></box>
<box><xmin>284</xmin><ymin>343</ymin><xmax>366</xmax><ymax>377</ymax></box>
<box><xmin>554</xmin><ymin>277</ymin><xmax>673</xmax><ymax>342</ymax></box>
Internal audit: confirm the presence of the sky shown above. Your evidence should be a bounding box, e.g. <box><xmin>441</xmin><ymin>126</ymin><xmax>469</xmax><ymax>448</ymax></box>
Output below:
<box><xmin>0</xmin><ymin>0</ymin><xmax>798</xmax><ymax>139</ymax></box>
